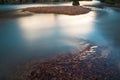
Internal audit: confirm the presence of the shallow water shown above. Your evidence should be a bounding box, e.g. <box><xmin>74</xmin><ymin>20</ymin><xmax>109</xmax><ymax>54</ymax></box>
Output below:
<box><xmin>0</xmin><ymin>1</ymin><xmax>120</xmax><ymax>79</ymax></box>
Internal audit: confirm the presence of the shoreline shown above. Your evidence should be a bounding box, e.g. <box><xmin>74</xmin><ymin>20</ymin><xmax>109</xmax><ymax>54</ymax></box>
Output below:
<box><xmin>22</xmin><ymin>6</ymin><xmax>91</xmax><ymax>15</ymax></box>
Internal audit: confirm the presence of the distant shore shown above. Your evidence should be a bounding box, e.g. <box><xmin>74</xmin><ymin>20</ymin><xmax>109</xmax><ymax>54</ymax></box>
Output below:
<box><xmin>22</xmin><ymin>6</ymin><xmax>91</xmax><ymax>15</ymax></box>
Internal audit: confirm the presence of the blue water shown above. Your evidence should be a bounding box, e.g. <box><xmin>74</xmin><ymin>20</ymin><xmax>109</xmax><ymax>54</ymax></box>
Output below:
<box><xmin>0</xmin><ymin>2</ymin><xmax>120</xmax><ymax>79</ymax></box>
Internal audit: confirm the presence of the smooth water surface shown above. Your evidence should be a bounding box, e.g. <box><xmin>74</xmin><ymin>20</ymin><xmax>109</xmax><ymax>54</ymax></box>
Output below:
<box><xmin>0</xmin><ymin>1</ymin><xmax>120</xmax><ymax>79</ymax></box>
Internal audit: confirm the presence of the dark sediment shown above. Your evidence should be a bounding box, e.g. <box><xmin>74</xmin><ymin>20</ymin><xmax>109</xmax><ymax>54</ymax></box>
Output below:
<box><xmin>14</xmin><ymin>45</ymin><xmax>120</xmax><ymax>80</ymax></box>
<box><xmin>0</xmin><ymin>10</ymin><xmax>33</xmax><ymax>19</ymax></box>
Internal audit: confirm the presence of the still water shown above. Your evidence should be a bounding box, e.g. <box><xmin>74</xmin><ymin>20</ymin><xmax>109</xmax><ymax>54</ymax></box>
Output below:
<box><xmin>0</xmin><ymin>1</ymin><xmax>120</xmax><ymax>79</ymax></box>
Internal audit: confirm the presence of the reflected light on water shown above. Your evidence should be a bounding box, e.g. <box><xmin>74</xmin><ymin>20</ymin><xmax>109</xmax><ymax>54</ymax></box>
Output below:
<box><xmin>18</xmin><ymin>14</ymin><xmax>55</xmax><ymax>41</ymax></box>
<box><xmin>58</xmin><ymin>12</ymin><xmax>96</xmax><ymax>37</ymax></box>
<box><xmin>18</xmin><ymin>12</ymin><xmax>97</xmax><ymax>44</ymax></box>
<box><xmin>80</xmin><ymin>0</ymin><xmax>101</xmax><ymax>6</ymax></box>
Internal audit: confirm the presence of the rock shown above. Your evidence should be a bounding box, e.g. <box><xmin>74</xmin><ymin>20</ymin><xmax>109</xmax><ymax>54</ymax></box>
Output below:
<box><xmin>72</xmin><ymin>0</ymin><xmax>80</xmax><ymax>6</ymax></box>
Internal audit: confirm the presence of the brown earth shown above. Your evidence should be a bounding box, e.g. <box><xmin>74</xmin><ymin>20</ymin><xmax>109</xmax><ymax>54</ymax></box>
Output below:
<box><xmin>22</xmin><ymin>6</ymin><xmax>91</xmax><ymax>15</ymax></box>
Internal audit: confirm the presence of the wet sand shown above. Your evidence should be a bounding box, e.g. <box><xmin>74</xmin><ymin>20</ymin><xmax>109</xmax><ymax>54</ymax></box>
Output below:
<box><xmin>13</xmin><ymin>45</ymin><xmax>120</xmax><ymax>80</ymax></box>
<box><xmin>22</xmin><ymin>6</ymin><xmax>91</xmax><ymax>15</ymax></box>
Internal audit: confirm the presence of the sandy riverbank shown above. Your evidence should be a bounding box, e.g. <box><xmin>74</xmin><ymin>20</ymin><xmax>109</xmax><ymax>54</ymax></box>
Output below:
<box><xmin>22</xmin><ymin>6</ymin><xmax>91</xmax><ymax>15</ymax></box>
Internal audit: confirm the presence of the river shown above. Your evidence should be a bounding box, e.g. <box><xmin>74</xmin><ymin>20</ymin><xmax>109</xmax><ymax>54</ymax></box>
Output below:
<box><xmin>0</xmin><ymin>1</ymin><xmax>120</xmax><ymax>79</ymax></box>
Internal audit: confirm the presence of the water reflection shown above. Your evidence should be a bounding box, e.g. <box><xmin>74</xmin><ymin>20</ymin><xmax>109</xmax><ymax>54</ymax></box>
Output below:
<box><xmin>17</xmin><ymin>12</ymin><xmax>96</xmax><ymax>54</ymax></box>
<box><xmin>18</xmin><ymin>14</ymin><xmax>55</xmax><ymax>41</ymax></box>
<box><xmin>1</xmin><ymin>5</ymin><xmax>120</xmax><ymax>64</ymax></box>
<box><xmin>58</xmin><ymin>12</ymin><xmax>95</xmax><ymax>36</ymax></box>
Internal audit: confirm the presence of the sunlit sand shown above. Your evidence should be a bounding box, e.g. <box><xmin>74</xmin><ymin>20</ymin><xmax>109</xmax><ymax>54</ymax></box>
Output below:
<box><xmin>22</xmin><ymin>6</ymin><xmax>91</xmax><ymax>15</ymax></box>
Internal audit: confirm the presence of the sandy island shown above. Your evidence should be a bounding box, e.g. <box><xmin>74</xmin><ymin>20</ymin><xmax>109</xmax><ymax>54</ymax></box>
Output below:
<box><xmin>22</xmin><ymin>6</ymin><xmax>91</xmax><ymax>15</ymax></box>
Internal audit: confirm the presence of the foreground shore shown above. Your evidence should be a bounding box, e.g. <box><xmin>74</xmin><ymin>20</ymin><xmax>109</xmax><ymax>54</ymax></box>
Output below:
<box><xmin>14</xmin><ymin>45</ymin><xmax>120</xmax><ymax>80</ymax></box>
<box><xmin>22</xmin><ymin>6</ymin><xmax>91</xmax><ymax>15</ymax></box>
